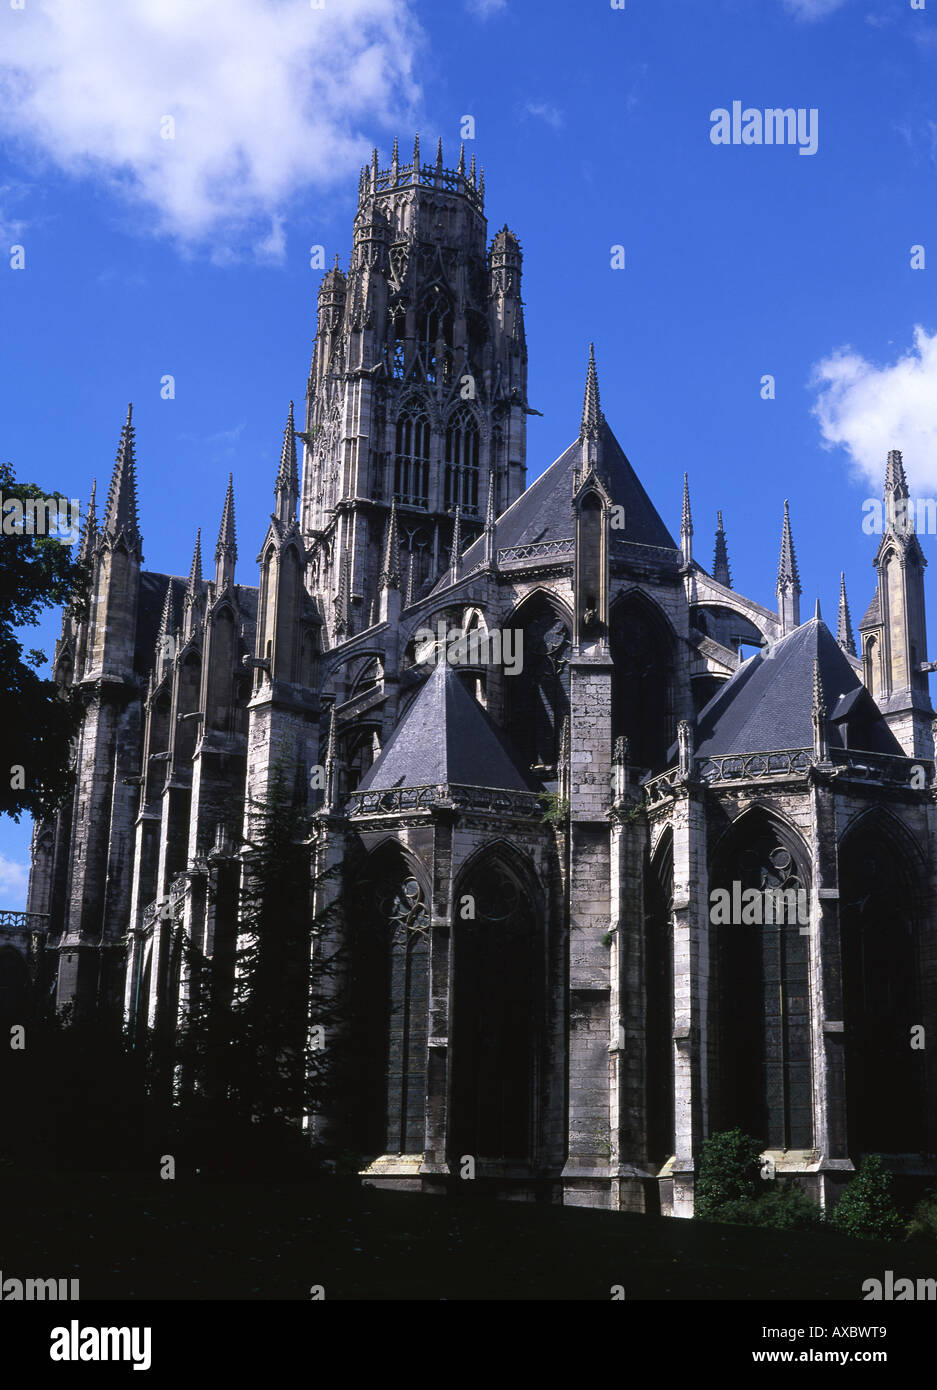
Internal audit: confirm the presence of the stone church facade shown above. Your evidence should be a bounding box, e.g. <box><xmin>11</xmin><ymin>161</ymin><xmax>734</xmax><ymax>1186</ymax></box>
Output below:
<box><xmin>16</xmin><ymin>139</ymin><xmax>937</xmax><ymax>1215</ymax></box>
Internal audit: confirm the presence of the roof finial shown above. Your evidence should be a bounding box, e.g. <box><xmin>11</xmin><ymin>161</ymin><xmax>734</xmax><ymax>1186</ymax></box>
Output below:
<box><xmin>186</xmin><ymin>528</ymin><xmax>202</xmax><ymax>595</ymax></box>
<box><xmin>837</xmin><ymin>571</ymin><xmax>856</xmax><ymax>656</ymax></box>
<box><xmin>380</xmin><ymin>499</ymin><xmax>400</xmax><ymax>590</ymax></box>
<box><xmin>457</xmin><ymin>142</ymin><xmax>465</xmax><ymax>177</ymax></box>
<box><xmin>469</xmin><ymin>152</ymin><xmax>476</xmax><ymax>186</ymax></box>
<box><xmin>275</xmin><ymin>401</ymin><xmax>299</xmax><ymax>524</ymax></box>
<box><xmin>484</xmin><ymin>469</ymin><xmax>497</xmax><ymax>569</ymax></box>
<box><xmin>713</xmin><ymin>509</ymin><xmax>732</xmax><ymax>588</ymax></box>
<box><xmin>102</xmin><ymin>403</ymin><xmax>141</xmax><ymax>552</ymax></box>
<box><xmin>405</xmin><ymin>550</ymin><xmax>415</xmax><ymax>607</ymax></box>
<box><xmin>214</xmin><ymin>473</ymin><xmax>237</xmax><ymax>587</ymax></box>
<box><xmin>449</xmin><ymin>506</ymin><xmax>462</xmax><ymax>582</ymax></box>
<box><xmin>777</xmin><ymin>499</ymin><xmax>802</xmax><ymax>634</ymax></box>
<box><xmin>435</xmin><ymin>136</ymin><xmax>443</xmax><ymax>170</ymax></box>
<box><xmin>413</xmin><ymin>132</ymin><xmax>420</xmax><ymax>167</ymax></box>
<box><xmin>680</xmin><ymin>472</ymin><xmax>693</xmax><ymax>565</ymax></box>
<box><xmin>580</xmin><ymin>342</ymin><xmax>603</xmax><ymax>439</ymax></box>
<box><xmin>78</xmin><ymin>478</ymin><xmax>98</xmax><ymax>561</ymax></box>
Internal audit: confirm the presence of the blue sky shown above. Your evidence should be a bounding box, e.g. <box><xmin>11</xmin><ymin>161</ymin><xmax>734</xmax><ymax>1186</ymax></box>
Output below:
<box><xmin>1</xmin><ymin>0</ymin><xmax>936</xmax><ymax>902</ymax></box>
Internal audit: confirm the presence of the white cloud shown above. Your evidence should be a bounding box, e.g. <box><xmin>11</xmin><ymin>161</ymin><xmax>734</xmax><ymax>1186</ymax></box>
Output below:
<box><xmin>465</xmin><ymin>0</ymin><xmax>507</xmax><ymax>16</ymax></box>
<box><xmin>523</xmin><ymin>100</ymin><xmax>564</xmax><ymax>131</ymax></box>
<box><xmin>781</xmin><ymin>0</ymin><xmax>849</xmax><ymax>19</ymax></box>
<box><xmin>0</xmin><ymin>0</ymin><xmax>423</xmax><ymax>256</ymax></box>
<box><xmin>0</xmin><ymin>854</ymin><xmax>29</xmax><ymax>904</ymax></box>
<box><xmin>810</xmin><ymin>326</ymin><xmax>937</xmax><ymax>491</ymax></box>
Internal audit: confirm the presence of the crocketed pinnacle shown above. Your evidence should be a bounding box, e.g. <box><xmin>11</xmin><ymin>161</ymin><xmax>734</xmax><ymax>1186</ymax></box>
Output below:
<box><xmin>78</xmin><ymin>479</ymin><xmax>98</xmax><ymax>561</ymax></box>
<box><xmin>215</xmin><ymin>473</ymin><xmax>237</xmax><ymax>565</ymax></box>
<box><xmin>837</xmin><ymin>572</ymin><xmax>856</xmax><ymax>656</ymax></box>
<box><xmin>713</xmin><ymin>510</ymin><xmax>732</xmax><ymax>589</ymax></box>
<box><xmin>884</xmin><ymin>448</ymin><xmax>909</xmax><ymax>500</ymax></box>
<box><xmin>103</xmin><ymin>403</ymin><xmax>141</xmax><ymax>548</ymax></box>
<box><xmin>777</xmin><ymin>499</ymin><xmax>801</xmax><ymax>593</ymax></box>
<box><xmin>186</xmin><ymin>529</ymin><xmax>202</xmax><ymax>595</ymax></box>
<box><xmin>580</xmin><ymin>343</ymin><xmax>604</xmax><ymax>439</ymax></box>
<box><xmin>275</xmin><ymin>401</ymin><xmax>299</xmax><ymax>522</ymax></box>
<box><xmin>380</xmin><ymin>499</ymin><xmax>400</xmax><ymax>590</ymax></box>
<box><xmin>681</xmin><ymin>473</ymin><xmax>693</xmax><ymax>538</ymax></box>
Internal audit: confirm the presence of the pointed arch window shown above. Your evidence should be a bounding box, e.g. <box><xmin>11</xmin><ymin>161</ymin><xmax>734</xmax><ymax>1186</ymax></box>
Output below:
<box><xmin>394</xmin><ymin>407</ymin><xmax>430</xmax><ymax>509</ymax></box>
<box><xmin>389</xmin><ymin>306</ymin><xmax>406</xmax><ymax>380</ymax></box>
<box><xmin>417</xmin><ymin>289</ymin><xmax>451</xmax><ymax>384</ymax></box>
<box><xmin>444</xmin><ymin>408</ymin><xmax>480</xmax><ymax>516</ymax></box>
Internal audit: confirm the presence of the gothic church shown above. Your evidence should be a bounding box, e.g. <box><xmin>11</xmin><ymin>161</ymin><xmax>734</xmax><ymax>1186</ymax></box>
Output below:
<box><xmin>18</xmin><ymin>138</ymin><xmax>937</xmax><ymax>1215</ymax></box>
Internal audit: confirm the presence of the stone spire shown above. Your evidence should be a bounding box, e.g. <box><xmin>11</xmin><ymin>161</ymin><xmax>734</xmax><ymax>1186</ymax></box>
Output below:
<box><xmin>483</xmin><ymin>469</ymin><xmax>496</xmax><ymax>569</ymax></box>
<box><xmin>156</xmin><ymin>581</ymin><xmax>176</xmax><ymax>671</ymax></box>
<box><xmin>78</xmin><ymin>478</ymin><xmax>97</xmax><ymax>561</ymax></box>
<box><xmin>680</xmin><ymin>472</ymin><xmax>693</xmax><ymax>565</ymax></box>
<box><xmin>579</xmin><ymin>343</ymin><xmax>604</xmax><ymax>474</ymax></box>
<box><xmin>214</xmin><ymin>473</ymin><xmax>237</xmax><ymax>590</ymax></box>
<box><xmin>713</xmin><ymin>510</ymin><xmax>732</xmax><ymax>588</ymax></box>
<box><xmin>187</xmin><ymin>529</ymin><xmax>202</xmax><ymax>594</ymax></box>
<box><xmin>449</xmin><ymin>505</ymin><xmax>462</xmax><ymax>583</ymax></box>
<box><xmin>275</xmin><ymin>401</ymin><xmax>299</xmax><ymax>526</ymax></box>
<box><xmin>884</xmin><ymin>447</ymin><xmax>912</xmax><ymax>533</ymax></box>
<box><xmin>836</xmin><ymin>572</ymin><xmax>856</xmax><ymax>656</ymax></box>
<box><xmin>181</xmin><ymin>528</ymin><xmax>203</xmax><ymax>639</ymax></box>
<box><xmin>812</xmin><ymin>656</ymin><xmax>829</xmax><ymax>760</ymax></box>
<box><xmin>580</xmin><ymin>342</ymin><xmax>603</xmax><ymax>439</ymax></box>
<box><xmin>405</xmin><ymin>550</ymin><xmax>415</xmax><ymax>607</ymax></box>
<box><xmin>102</xmin><ymin>404</ymin><xmax>141</xmax><ymax>553</ymax></box>
<box><xmin>334</xmin><ymin>552</ymin><xmax>350</xmax><ymax>637</ymax></box>
<box><xmin>324</xmin><ymin>704</ymin><xmax>340</xmax><ymax>813</ymax></box>
<box><xmin>776</xmin><ymin>499</ymin><xmax>801</xmax><ymax>634</ymax></box>
<box><xmin>380</xmin><ymin>499</ymin><xmax>400</xmax><ymax>590</ymax></box>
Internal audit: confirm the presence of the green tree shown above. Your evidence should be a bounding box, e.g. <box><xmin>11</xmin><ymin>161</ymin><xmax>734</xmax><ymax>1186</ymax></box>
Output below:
<box><xmin>695</xmin><ymin>1128</ymin><xmax>763</xmax><ymax>1219</ymax></box>
<box><xmin>0</xmin><ymin>461</ymin><xmax>91</xmax><ymax>820</ymax></box>
<box><xmin>830</xmin><ymin>1155</ymin><xmax>904</xmax><ymax>1241</ymax></box>
<box><xmin>170</xmin><ymin>766</ymin><xmax>344</xmax><ymax>1175</ymax></box>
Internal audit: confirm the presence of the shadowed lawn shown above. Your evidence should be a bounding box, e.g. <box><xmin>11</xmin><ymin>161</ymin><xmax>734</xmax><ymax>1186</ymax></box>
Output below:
<box><xmin>2</xmin><ymin>1173</ymin><xmax>935</xmax><ymax>1300</ymax></box>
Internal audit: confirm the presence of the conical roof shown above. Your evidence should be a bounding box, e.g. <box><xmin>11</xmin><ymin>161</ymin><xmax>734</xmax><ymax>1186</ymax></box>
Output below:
<box><xmin>356</xmin><ymin>659</ymin><xmax>535</xmax><ymax>793</ymax></box>
<box><xmin>692</xmin><ymin>616</ymin><xmax>902</xmax><ymax>760</ymax></box>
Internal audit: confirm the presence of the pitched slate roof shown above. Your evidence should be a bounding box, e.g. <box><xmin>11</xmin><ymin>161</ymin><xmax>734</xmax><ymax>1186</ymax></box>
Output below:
<box><xmin>457</xmin><ymin>417</ymin><xmax>677</xmax><ymax>572</ymax></box>
<box><xmin>356</xmin><ymin>658</ymin><xmax>536</xmax><ymax>792</ymax></box>
<box><xmin>692</xmin><ymin>616</ymin><xmax>903</xmax><ymax>759</ymax></box>
<box><xmin>859</xmin><ymin>590</ymin><xmax>881</xmax><ymax>629</ymax></box>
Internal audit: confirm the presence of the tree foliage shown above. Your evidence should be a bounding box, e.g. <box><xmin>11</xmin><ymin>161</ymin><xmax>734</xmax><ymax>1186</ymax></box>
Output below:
<box><xmin>0</xmin><ymin>461</ymin><xmax>91</xmax><ymax>821</ymax></box>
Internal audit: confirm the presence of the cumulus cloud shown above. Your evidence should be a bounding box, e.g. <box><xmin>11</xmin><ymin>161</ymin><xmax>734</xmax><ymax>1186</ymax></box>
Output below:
<box><xmin>781</xmin><ymin>0</ymin><xmax>849</xmax><ymax>19</ymax></box>
<box><xmin>0</xmin><ymin>854</ymin><xmax>29</xmax><ymax>904</ymax></box>
<box><xmin>0</xmin><ymin>0</ymin><xmax>423</xmax><ymax>256</ymax></box>
<box><xmin>523</xmin><ymin>101</ymin><xmax>564</xmax><ymax>130</ymax></box>
<box><xmin>810</xmin><ymin>326</ymin><xmax>937</xmax><ymax>490</ymax></box>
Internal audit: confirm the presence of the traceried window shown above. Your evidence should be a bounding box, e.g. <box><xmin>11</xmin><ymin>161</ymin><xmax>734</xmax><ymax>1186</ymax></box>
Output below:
<box><xmin>444</xmin><ymin>408</ymin><xmax>480</xmax><ymax>515</ymax></box>
<box><xmin>393</xmin><ymin>408</ymin><xmax>430</xmax><ymax>508</ymax></box>
<box><xmin>417</xmin><ymin>290</ymin><xmax>451</xmax><ymax>385</ymax></box>
<box><xmin>389</xmin><ymin>307</ymin><xmax>406</xmax><ymax>380</ymax></box>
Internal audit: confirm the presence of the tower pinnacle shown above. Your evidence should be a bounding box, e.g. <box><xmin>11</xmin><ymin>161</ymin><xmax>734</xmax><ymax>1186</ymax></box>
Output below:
<box><xmin>102</xmin><ymin>403</ymin><xmax>141</xmax><ymax>552</ymax></box>
<box><xmin>680</xmin><ymin>473</ymin><xmax>693</xmax><ymax>565</ymax></box>
<box><xmin>777</xmin><ymin>499</ymin><xmax>801</xmax><ymax>634</ymax></box>
<box><xmin>713</xmin><ymin>510</ymin><xmax>732</xmax><ymax>588</ymax></box>
<box><xmin>215</xmin><ymin>473</ymin><xmax>237</xmax><ymax>589</ymax></box>
<box><xmin>275</xmin><ymin>402</ymin><xmax>299</xmax><ymax>526</ymax></box>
